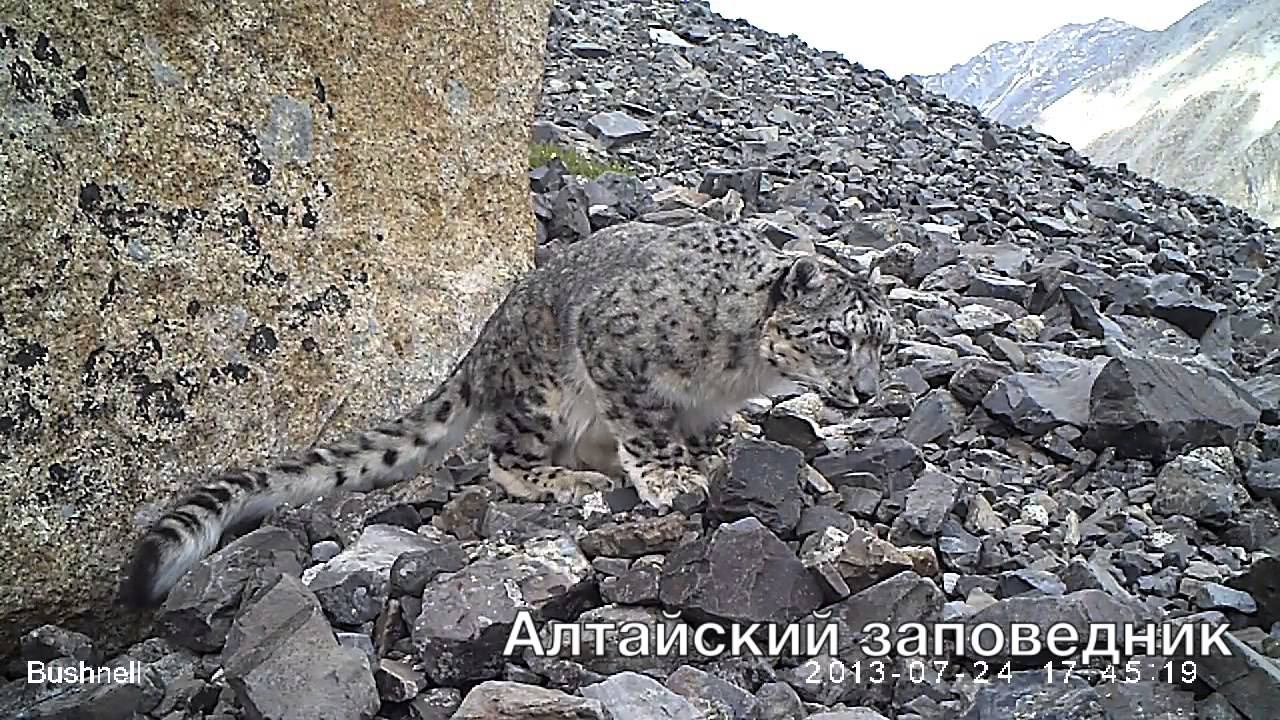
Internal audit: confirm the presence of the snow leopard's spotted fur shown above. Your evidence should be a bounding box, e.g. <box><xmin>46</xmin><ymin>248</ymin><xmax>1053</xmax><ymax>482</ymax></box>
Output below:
<box><xmin>120</xmin><ymin>220</ymin><xmax>895</xmax><ymax>607</ymax></box>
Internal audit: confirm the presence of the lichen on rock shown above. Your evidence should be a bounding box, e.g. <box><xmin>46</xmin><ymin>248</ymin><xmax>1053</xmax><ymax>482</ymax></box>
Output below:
<box><xmin>0</xmin><ymin>0</ymin><xmax>553</xmax><ymax>655</ymax></box>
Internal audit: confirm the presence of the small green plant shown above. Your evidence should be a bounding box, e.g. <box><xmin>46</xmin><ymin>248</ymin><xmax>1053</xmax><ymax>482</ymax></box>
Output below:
<box><xmin>528</xmin><ymin>141</ymin><xmax>632</xmax><ymax>178</ymax></box>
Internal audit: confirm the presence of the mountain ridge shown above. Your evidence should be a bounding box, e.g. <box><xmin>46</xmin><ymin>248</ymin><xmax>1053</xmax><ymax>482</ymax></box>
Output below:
<box><xmin>922</xmin><ymin>0</ymin><xmax>1280</xmax><ymax>227</ymax></box>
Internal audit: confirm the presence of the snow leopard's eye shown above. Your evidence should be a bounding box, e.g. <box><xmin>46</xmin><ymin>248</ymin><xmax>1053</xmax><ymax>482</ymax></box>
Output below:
<box><xmin>828</xmin><ymin>331</ymin><xmax>851</xmax><ymax>351</ymax></box>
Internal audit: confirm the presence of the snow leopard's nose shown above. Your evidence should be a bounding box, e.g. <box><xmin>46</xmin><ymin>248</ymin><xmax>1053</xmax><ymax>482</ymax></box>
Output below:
<box><xmin>853</xmin><ymin>365</ymin><xmax>880</xmax><ymax>402</ymax></box>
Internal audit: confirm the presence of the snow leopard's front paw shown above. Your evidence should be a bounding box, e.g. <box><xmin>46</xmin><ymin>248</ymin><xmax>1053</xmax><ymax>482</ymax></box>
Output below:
<box><xmin>533</xmin><ymin>468</ymin><xmax>614</xmax><ymax>504</ymax></box>
<box><xmin>629</xmin><ymin>464</ymin><xmax>708</xmax><ymax>511</ymax></box>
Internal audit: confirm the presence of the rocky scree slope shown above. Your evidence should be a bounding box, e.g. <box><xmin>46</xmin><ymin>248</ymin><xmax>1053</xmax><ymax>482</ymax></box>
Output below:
<box><xmin>7</xmin><ymin>0</ymin><xmax>1280</xmax><ymax>719</ymax></box>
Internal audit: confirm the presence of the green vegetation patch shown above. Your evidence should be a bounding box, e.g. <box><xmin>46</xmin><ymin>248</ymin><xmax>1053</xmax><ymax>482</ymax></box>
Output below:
<box><xmin>529</xmin><ymin>141</ymin><xmax>632</xmax><ymax>178</ymax></box>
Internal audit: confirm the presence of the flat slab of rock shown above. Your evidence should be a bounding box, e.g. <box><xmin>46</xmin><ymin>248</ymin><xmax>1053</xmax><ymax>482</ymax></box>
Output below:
<box><xmin>1242</xmin><ymin>374</ymin><xmax>1280</xmax><ymax>424</ymax></box>
<box><xmin>581</xmin><ymin>671</ymin><xmax>700</xmax><ymax>720</ymax></box>
<box><xmin>223</xmin><ymin>574</ymin><xmax>378</xmax><ymax>720</ymax></box>
<box><xmin>451</xmin><ymin>680</ymin><xmax>604</xmax><ymax>719</ymax></box>
<box><xmin>578</xmin><ymin>513</ymin><xmax>690</xmax><ymax>558</ymax></box>
<box><xmin>898</xmin><ymin>469</ymin><xmax>962</xmax><ymax>537</ymax></box>
<box><xmin>962</xmin><ymin>670</ymin><xmax>1102</xmax><ymax>720</ymax></box>
<box><xmin>801</xmin><ymin>571</ymin><xmax>944</xmax><ymax>658</ymax></box>
<box><xmin>585</xmin><ymin>111</ymin><xmax>654</xmax><ymax>147</ymax></box>
<box><xmin>660</xmin><ymin>517</ymin><xmax>825</xmax><ymax>624</ymax></box>
<box><xmin>962</xmin><ymin>589</ymin><xmax>1146</xmax><ymax>660</ymax></box>
<box><xmin>413</xmin><ymin>535</ymin><xmax>593</xmax><ymax>684</ymax></box>
<box><xmin>809</xmin><ymin>711</ymin><xmax>891</xmax><ymax>720</ymax></box>
<box><xmin>707</xmin><ymin>438</ymin><xmax>805</xmax><ymax>536</ymax></box>
<box><xmin>982</xmin><ymin>359</ymin><xmax>1105</xmax><ymax>435</ymax></box>
<box><xmin>665</xmin><ymin>665</ymin><xmax>758</xmax><ymax>719</ymax></box>
<box><xmin>1189</xmin><ymin>630</ymin><xmax>1280</xmax><ymax>720</ymax></box>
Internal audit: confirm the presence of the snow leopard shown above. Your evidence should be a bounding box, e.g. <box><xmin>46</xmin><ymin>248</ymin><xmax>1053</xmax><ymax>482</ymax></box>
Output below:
<box><xmin>120</xmin><ymin>219</ymin><xmax>895</xmax><ymax>607</ymax></box>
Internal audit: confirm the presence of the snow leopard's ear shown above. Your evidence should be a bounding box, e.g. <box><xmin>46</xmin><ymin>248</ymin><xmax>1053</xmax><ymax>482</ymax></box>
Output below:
<box><xmin>782</xmin><ymin>255</ymin><xmax>827</xmax><ymax>297</ymax></box>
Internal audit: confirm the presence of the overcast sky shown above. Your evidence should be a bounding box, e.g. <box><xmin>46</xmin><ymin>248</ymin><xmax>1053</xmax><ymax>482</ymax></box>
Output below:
<box><xmin>705</xmin><ymin>0</ymin><xmax>1209</xmax><ymax>78</ymax></box>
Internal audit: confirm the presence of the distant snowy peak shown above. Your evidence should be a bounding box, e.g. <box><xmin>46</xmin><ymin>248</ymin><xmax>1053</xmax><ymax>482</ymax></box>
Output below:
<box><xmin>918</xmin><ymin>18</ymin><xmax>1150</xmax><ymax>128</ymax></box>
<box><xmin>918</xmin><ymin>0</ymin><xmax>1280</xmax><ymax>227</ymax></box>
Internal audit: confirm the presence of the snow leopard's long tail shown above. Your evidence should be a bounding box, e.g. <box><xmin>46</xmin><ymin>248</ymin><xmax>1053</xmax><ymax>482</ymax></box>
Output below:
<box><xmin>119</xmin><ymin>362</ymin><xmax>482</xmax><ymax>608</ymax></box>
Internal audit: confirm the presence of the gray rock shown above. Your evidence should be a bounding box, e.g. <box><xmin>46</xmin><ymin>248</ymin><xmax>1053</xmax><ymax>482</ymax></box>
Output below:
<box><xmin>569</xmin><ymin>41</ymin><xmax>612</xmax><ymax>59</ymax></box>
<box><xmin>157</xmin><ymin>526</ymin><xmax>308</xmax><ymax>653</ymax></box>
<box><xmin>1095</xmin><ymin>680</ymin><xmax>1196</xmax><ymax>719</ymax></box>
<box><xmin>1153</xmin><ymin>447</ymin><xmax>1246</xmax><ymax>525</ymax></box>
<box><xmin>1193</xmin><ymin>631</ymin><xmax>1280</xmax><ymax>720</ymax></box>
<box><xmin>1060</xmin><ymin>556</ymin><xmax>1133</xmax><ymax>599</ymax></box>
<box><xmin>1028</xmin><ymin>215</ymin><xmax>1080</xmax><ymax>237</ymax></box>
<box><xmin>813</xmin><ymin>438</ymin><xmax>924</xmax><ymax>489</ymax></box>
<box><xmin>1085</xmin><ymin>353</ymin><xmax>1261</xmax><ymax>461</ymax></box>
<box><xmin>311</xmin><ymin>540</ymin><xmax>342</xmax><ymax>564</ymax></box>
<box><xmin>796</xmin><ymin>506</ymin><xmax>858</xmax><ymax>538</ymax></box>
<box><xmin>409</xmin><ymin>688</ymin><xmax>462</xmax><ymax>720</ymax></box>
<box><xmin>801</xmin><ymin>526</ymin><xmax>914</xmax><ymax>596</ymax></box>
<box><xmin>897</xmin><ymin>469</ymin><xmax>962</xmax><ymax>537</ymax></box>
<box><xmin>802</xmin><ymin>571</ymin><xmax>944</xmax><ymax>658</ymax></box>
<box><xmin>581</xmin><ymin>672</ymin><xmax>700</xmax><ymax>720</ymax></box>
<box><xmin>375</xmin><ymin>659</ymin><xmax>426</xmax><ymax>703</ymax></box>
<box><xmin>1242</xmin><ymin>374</ymin><xmax>1280</xmax><ymax>424</ymax></box>
<box><xmin>968</xmin><ymin>273</ymin><xmax>1032</xmax><ymax>305</ymax></box>
<box><xmin>938</xmin><ymin>519</ymin><xmax>982</xmax><ymax>572</ymax></box>
<box><xmin>982</xmin><ymin>361</ymin><xmax>1105</xmax><ymax>435</ymax></box>
<box><xmin>1193</xmin><ymin>583</ymin><xmax>1258</xmax><ymax>613</ymax></box>
<box><xmin>304</xmin><ymin>524</ymin><xmax>448</xmax><ymax>626</ymax></box>
<box><xmin>600</xmin><ymin>557</ymin><xmax>662</xmax><ymax>605</ymax></box>
<box><xmin>586</xmin><ymin>172</ymin><xmax>655</xmax><ymax>220</ymax></box>
<box><xmin>707</xmin><ymin>438</ymin><xmax>806</xmax><ymax>536</ymax></box>
<box><xmin>998</xmin><ymin>569</ymin><xmax>1067</xmax><ymax>597</ymax></box>
<box><xmin>948</xmin><ymin>358</ymin><xmax>1013</xmax><ymax>406</ymax></box>
<box><xmin>1226</xmin><ymin>554</ymin><xmax>1280</xmax><ymax>627</ymax></box>
<box><xmin>751</xmin><ymin>682</ymin><xmax>805</xmax><ymax>720</ymax></box>
<box><xmin>665</xmin><ymin>665</ymin><xmax>758</xmax><ymax>718</ymax></box>
<box><xmin>585</xmin><ymin>111</ymin><xmax>654</xmax><ymax>147</ymax></box>
<box><xmin>1244</xmin><ymin>458</ymin><xmax>1280</xmax><ymax>501</ymax></box>
<box><xmin>902</xmin><ymin>389</ymin><xmax>967</xmax><ymax>445</ymax></box>
<box><xmin>451</xmin><ymin>680</ymin><xmax>605</xmax><ymax>719</ymax></box>
<box><xmin>808</xmin><ymin>711</ymin><xmax>890</xmax><ymax>720</ymax></box>
<box><xmin>660</xmin><ymin>517</ymin><xmax>825</xmax><ymax>624</ymax></box>
<box><xmin>1198</xmin><ymin>693</ymin><xmax>1248</xmax><ymax>720</ymax></box>
<box><xmin>547</xmin><ymin>182</ymin><xmax>592</xmax><ymax>242</ymax></box>
<box><xmin>389</xmin><ymin>538</ymin><xmax>468</xmax><ymax>598</ymax></box>
<box><xmin>955</xmin><ymin>303</ymin><xmax>1012</xmax><ymax>333</ymax></box>
<box><xmin>759</xmin><ymin>408</ymin><xmax>824</xmax><ymax>453</ymax></box>
<box><xmin>482</xmin><ymin>501</ymin><xmax>579</xmax><ymax>542</ymax></box>
<box><xmin>1060</xmin><ymin>284</ymin><xmax>1127</xmax><ymax>340</ymax></box>
<box><xmin>222</xmin><ymin>574</ymin><xmax>378</xmax><ymax>720</ymax></box>
<box><xmin>1147</xmin><ymin>272</ymin><xmax>1227</xmax><ymax>339</ymax></box>
<box><xmin>413</xmin><ymin>535</ymin><xmax>593</xmax><ymax>685</ymax></box>
<box><xmin>962</xmin><ymin>589</ymin><xmax>1145</xmax><ymax>660</ymax></box>
<box><xmin>909</xmin><ymin>225</ymin><xmax>961</xmax><ymax>282</ymax></box>
<box><xmin>578</xmin><ymin>513</ymin><xmax>690</xmax><ymax>558</ymax></box>
<box><xmin>21</xmin><ymin>624</ymin><xmax>98</xmax><ymax>663</ymax></box>
<box><xmin>963</xmin><ymin>670</ymin><xmax>1103</xmax><ymax>720</ymax></box>
<box><xmin>699</xmin><ymin>167</ymin><xmax>762</xmax><ymax>213</ymax></box>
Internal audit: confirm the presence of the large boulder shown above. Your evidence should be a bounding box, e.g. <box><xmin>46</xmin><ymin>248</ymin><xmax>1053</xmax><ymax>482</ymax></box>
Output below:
<box><xmin>0</xmin><ymin>0</ymin><xmax>554</xmax><ymax>653</ymax></box>
<box><xmin>1085</xmin><ymin>353</ymin><xmax>1261</xmax><ymax>461</ymax></box>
